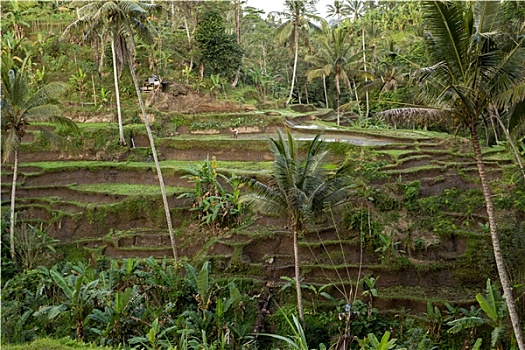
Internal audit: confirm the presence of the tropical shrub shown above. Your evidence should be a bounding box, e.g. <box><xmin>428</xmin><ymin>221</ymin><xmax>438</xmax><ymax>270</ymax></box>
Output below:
<box><xmin>179</xmin><ymin>157</ymin><xmax>245</xmax><ymax>231</ymax></box>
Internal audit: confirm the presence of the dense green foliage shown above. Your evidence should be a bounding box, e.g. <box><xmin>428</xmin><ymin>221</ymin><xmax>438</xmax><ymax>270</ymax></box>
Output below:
<box><xmin>195</xmin><ymin>8</ymin><xmax>243</xmax><ymax>79</ymax></box>
<box><xmin>2</xmin><ymin>0</ymin><xmax>525</xmax><ymax>349</ymax></box>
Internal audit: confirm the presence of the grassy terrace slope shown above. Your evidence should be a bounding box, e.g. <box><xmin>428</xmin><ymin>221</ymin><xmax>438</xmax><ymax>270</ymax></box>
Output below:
<box><xmin>1</xmin><ymin>108</ymin><xmax>520</xmax><ymax>312</ymax></box>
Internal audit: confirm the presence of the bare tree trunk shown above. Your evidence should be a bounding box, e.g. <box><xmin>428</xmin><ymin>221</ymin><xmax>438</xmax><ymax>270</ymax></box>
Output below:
<box><xmin>170</xmin><ymin>1</ymin><xmax>175</xmax><ymax>29</ymax></box>
<box><xmin>304</xmin><ymin>83</ymin><xmax>309</xmax><ymax>105</ymax></box>
<box><xmin>286</xmin><ymin>29</ymin><xmax>300</xmax><ymax>106</ymax></box>
<box><xmin>471</xmin><ymin>126</ymin><xmax>525</xmax><ymax>349</ymax></box>
<box><xmin>361</xmin><ymin>26</ymin><xmax>369</xmax><ymax>119</ymax></box>
<box><xmin>336</xmin><ymin>91</ymin><xmax>341</xmax><ymax>127</ymax></box>
<box><xmin>111</xmin><ymin>39</ymin><xmax>126</xmax><ymax>145</ymax></box>
<box><xmin>182</xmin><ymin>15</ymin><xmax>193</xmax><ymax>73</ymax></box>
<box><xmin>236</xmin><ymin>0</ymin><xmax>241</xmax><ymax>44</ymax></box>
<box><xmin>352</xmin><ymin>80</ymin><xmax>362</xmax><ymax>115</ymax></box>
<box><xmin>336</xmin><ymin>76</ymin><xmax>341</xmax><ymax>126</ymax></box>
<box><xmin>128</xmin><ymin>56</ymin><xmax>179</xmax><ymax>262</ymax></box>
<box><xmin>9</xmin><ymin>150</ymin><xmax>19</xmax><ymax>262</ymax></box>
<box><xmin>293</xmin><ymin>224</ymin><xmax>304</xmax><ymax>325</ymax></box>
<box><xmin>323</xmin><ymin>73</ymin><xmax>329</xmax><ymax>108</ymax></box>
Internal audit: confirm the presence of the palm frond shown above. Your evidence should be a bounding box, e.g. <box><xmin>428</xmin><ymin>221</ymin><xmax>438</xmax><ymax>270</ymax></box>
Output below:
<box><xmin>489</xmin><ymin>45</ymin><xmax>525</xmax><ymax>106</ymax></box>
<box><xmin>240</xmin><ymin>180</ymin><xmax>286</xmax><ymax>217</ymax></box>
<box><xmin>26</xmin><ymin>82</ymin><xmax>69</xmax><ymax>111</ymax></box>
<box><xmin>508</xmin><ymin>99</ymin><xmax>525</xmax><ymax>140</ymax></box>
<box><xmin>274</xmin><ymin>21</ymin><xmax>294</xmax><ymax>45</ymax></box>
<box><xmin>34</xmin><ymin>126</ymin><xmax>77</xmax><ymax>153</ymax></box>
<box><xmin>1</xmin><ymin>129</ymin><xmax>20</xmax><ymax>163</ymax></box>
<box><xmin>423</xmin><ymin>1</ymin><xmax>469</xmax><ymax>80</ymax></box>
<box><xmin>474</xmin><ymin>1</ymin><xmax>502</xmax><ymax>34</ymax></box>
<box><xmin>25</xmin><ymin>105</ymin><xmax>62</xmax><ymax>120</ymax></box>
<box><xmin>377</xmin><ymin>107</ymin><xmax>453</xmax><ymax>128</ymax></box>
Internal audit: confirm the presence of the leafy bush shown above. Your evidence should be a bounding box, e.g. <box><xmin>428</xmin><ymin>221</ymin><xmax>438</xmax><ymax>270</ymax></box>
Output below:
<box><xmin>178</xmin><ymin>157</ymin><xmax>245</xmax><ymax>230</ymax></box>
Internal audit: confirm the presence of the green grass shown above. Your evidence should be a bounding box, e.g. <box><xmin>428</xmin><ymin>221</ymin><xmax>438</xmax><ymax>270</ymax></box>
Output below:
<box><xmin>69</xmin><ymin>183</ymin><xmax>187</xmax><ymax>196</ymax></box>
<box><xmin>2</xmin><ymin>338</ymin><xmax>112</xmax><ymax>350</ymax></box>
<box><xmin>21</xmin><ymin>160</ymin><xmax>273</xmax><ymax>173</ymax></box>
<box><xmin>382</xmin><ymin>164</ymin><xmax>443</xmax><ymax>175</ymax></box>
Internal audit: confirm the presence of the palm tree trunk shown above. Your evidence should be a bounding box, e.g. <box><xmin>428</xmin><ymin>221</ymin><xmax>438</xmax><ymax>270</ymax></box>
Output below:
<box><xmin>286</xmin><ymin>30</ymin><xmax>300</xmax><ymax>106</ymax></box>
<box><xmin>293</xmin><ymin>223</ymin><xmax>304</xmax><ymax>325</ymax></box>
<box><xmin>323</xmin><ymin>74</ymin><xmax>329</xmax><ymax>108</ymax></box>
<box><xmin>304</xmin><ymin>84</ymin><xmax>309</xmax><ymax>105</ymax></box>
<box><xmin>111</xmin><ymin>38</ymin><xmax>126</xmax><ymax>145</ymax></box>
<box><xmin>9</xmin><ymin>150</ymin><xmax>19</xmax><ymax>262</ymax></box>
<box><xmin>336</xmin><ymin>75</ymin><xmax>341</xmax><ymax>126</ymax></box>
<box><xmin>361</xmin><ymin>26</ymin><xmax>369</xmax><ymax>119</ymax></box>
<box><xmin>232</xmin><ymin>0</ymin><xmax>241</xmax><ymax>87</ymax></box>
<box><xmin>127</xmin><ymin>55</ymin><xmax>179</xmax><ymax>262</ymax></box>
<box><xmin>352</xmin><ymin>80</ymin><xmax>362</xmax><ymax>115</ymax></box>
<box><xmin>170</xmin><ymin>1</ymin><xmax>175</xmax><ymax>29</ymax></box>
<box><xmin>336</xmin><ymin>92</ymin><xmax>341</xmax><ymax>127</ymax></box>
<box><xmin>471</xmin><ymin>126</ymin><xmax>525</xmax><ymax>349</ymax></box>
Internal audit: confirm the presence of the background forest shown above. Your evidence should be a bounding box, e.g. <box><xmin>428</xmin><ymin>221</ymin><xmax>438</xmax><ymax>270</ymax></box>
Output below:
<box><xmin>2</xmin><ymin>1</ymin><xmax>525</xmax><ymax>349</ymax></box>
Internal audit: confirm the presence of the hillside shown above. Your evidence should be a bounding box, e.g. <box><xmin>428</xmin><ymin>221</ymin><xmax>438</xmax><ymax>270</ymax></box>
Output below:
<box><xmin>3</xmin><ymin>98</ymin><xmax>523</xmax><ymax>315</ymax></box>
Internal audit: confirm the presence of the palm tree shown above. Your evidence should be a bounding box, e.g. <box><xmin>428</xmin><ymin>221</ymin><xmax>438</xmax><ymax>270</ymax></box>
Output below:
<box><xmin>241</xmin><ymin>129</ymin><xmax>354</xmax><ymax>324</ymax></box>
<box><xmin>1</xmin><ymin>61</ymin><xmax>77</xmax><ymax>263</ymax></box>
<box><xmin>63</xmin><ymin>1</ymin><xmax>156</xmax><ymax>146</ymax></box>
<box><xmin>63</xmin><ymin>1</ymin><xmax>178</xmax><ymax>261</ymax></box>
<box><xmin>344</xmin><ymin>0</ymin><xmax>363</xmax><ymax>21</ymax></box>
<box><xmin>326</xmin><ymin>0</ymin><xmax>349</xmax><ymax>24</ymax></box>
<box><xmin>306</xmin><ymin>23</ymin><xmax>363</xmax><ymax>126</ymax></box>
<box><xmin>273</xmin><ymin>0</ymin><xmax>324</xmax><ymax>106</ymax></box>
<box><xmin>380</xmin><ymin>2</ymin><xmax>525</xmax><ymax>347</ymax></box>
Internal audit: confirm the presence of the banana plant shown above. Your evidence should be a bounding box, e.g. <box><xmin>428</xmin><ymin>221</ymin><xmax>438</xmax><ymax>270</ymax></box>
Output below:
<box><xmin>88</xmin><ymin>285</ymin><xmax>140</xmax><ymax>346</ymax></box>
<box><xmin>179</xmin><ymin>157</ymin><xmax>244</xmax><ymax>228</ymax></box>
<box><xmin>143</xmin><ymin>256</ymin><xmax>182</xmax><ymax>290</ymax></box>
<box><xmin>128</xmin><ymin>318</ymin><xmax>178</xmax><ymax>350</ymax></box>
<box><xmin>447</xmin><ymin>279</ymin><xmax>508</xmax><ymax>349</ymax></box>
<box><xmin>34</xmin><ymin>268</ymin><xmax>101</xmax><ymax>341</ymax></box>
<box><xmin>69</xmin><ymin>67</ymin><xmax>87</xmax><ymax>99</ymax></box>
<box><xmin>362</xmin><ymin>276</ymin><xmax>379</xmax><ymax>319</ymax></box>
<box><xmin>357</xmin><ymin>331</ymin><xmax>397</xmax><ymax>350</ymax></box>
<box><xmin>184</xmin><ymin>261</ymin><xmax>213</xmax><ymax>313</ymax></box>
<box><xmin>261</xmin><ymin>312</ymin><xmax>313</xmax><ymax>350</ymax></box>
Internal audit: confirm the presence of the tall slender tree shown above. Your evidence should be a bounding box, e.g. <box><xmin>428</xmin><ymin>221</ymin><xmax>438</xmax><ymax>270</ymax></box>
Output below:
<box><xmin>273</xmin><ymin>0</ymin><xmax>324</xmax><ymax>105</ymax></box>
<box><xmin>380</xmin><ymin>2</ymin><xmax>525</xmax><ymax>347</ymax></box>
<box><xmin>63</xmin><ymin>0</ymin><xmax>178</xmax><ymax>260</ymax></box>
<box><xmin>63</xmin><ymin>1</ymin><xmax>157</xmax><ymax>146</ymax></box>
<box><xmin>1</xmin><ymin>60</ymin><xmax>77</xmax><ymax>263</ymax></box>
<box><xmin>241</xmin><ymin>130</ymin><xmax>354</xmax><ymax>325</ymax></box>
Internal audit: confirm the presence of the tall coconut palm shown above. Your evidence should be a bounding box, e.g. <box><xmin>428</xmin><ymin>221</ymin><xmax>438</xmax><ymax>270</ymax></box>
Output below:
<box><xmin>306</xmin><ymin>23</ymin><xmax>364</xmax><ymax>125</ymax></box>
<box><xmin>326</xmin><ymin>0</ymin><xmax>349</xmax><ymax>24</ymax></box>
<box><xmin>273</xmin><ymin>0</ymin><xmax>324</xmax><ymax>106</ymax></box>
<box><xmin>63</xmin><ymin>0</ymin><xmax>156</xmax><ymax>146</ymax></box>
<box><xmin>241</xmin><ymin>130</ymin><xmax>354</xmax><ymax>324</ymax></box>
<box><xmin>1</xmin><ymin>61</ymin><xmax>77</xmax><ymax>263</ymax></box>
<box><xmin>63</xmin><ymin>1</ymin><xmax>178</xmax><ymax>260</ymax></box>
<box><xmin>380</xmin><ymin>1</ymin><xmax>525</xmax><ymax>347</ymax></box>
